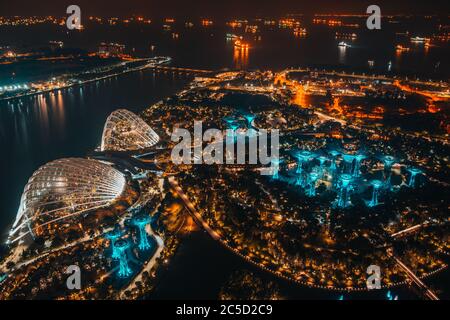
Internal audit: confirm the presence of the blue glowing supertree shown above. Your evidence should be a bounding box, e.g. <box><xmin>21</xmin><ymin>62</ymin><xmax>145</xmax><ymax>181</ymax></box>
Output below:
<box><xmin>382</xmin><ymin>156</ymin><xmax>395</xmax><ymax>188</ymax></box>
<box><xmin>227</xmin><ymin>123</ymin><xmax>240</xmax><ymax>141</ymax></box>
<box><xmin>328</xmin><ymin>150</ymin><xmax>340</xmax><ymax>185</ymax></box>
<box><xmin>270</xmin><ymin>158</ymin><xmax>281</xmax><ymax>180</ymax></box>
<box><xmin>386</xmin><ymin>290</ymin><xmax>398</xmax><ymax>300</ymax></box>
<box><xmin>407</xmin><ymin>167</ymin><xmax>422</xmax><ymax>188</ymax></box>
<box><xmin>342</xmin><ymin>154</ymin><xmax>355</xmax><ymax>174</ymax></box>
<box><xmin>329</xmin><ymin>150</ymin><xmax>340</xmax><ymax>172</ymax></box>
<box><xmin>367</xmin><ymin>180</ymin><xmax>383</xmax><ymax>207</ymax></box>
<box><xmin>317</xmin><ymin>156</ymin><xmax>328</xmax><ymax>177</ymax></box>
<box><xmin>244</xmin><ymin>114</ymin><xmax>257</xmax><ymax>137</ymax></box>
<box><xmin>229</xmin><ymin>123</ymin><xmax>239</xmax><ymax>132</ymax></box>
<box><xmin>336</xmin><ymin>174</ymin><xmax>353</xmax><ymax>208</ymax></box>
<box><xmin>244</xmin><ymin>114</ymin><xmax>256</xmax><ymax>128</ymax></box>
<box><xmin>306</xmin><ymin>169</ymin><xmax>320</xmax><ymax>197</ymax></box>
<box><xmin>293</xmin><ymin>150</ymin><xmax>315</xmax><ymax>186</ymax></box>
<box><xmin>223</xmin><ymin>117</ymin><xmax>236</xmax><ymax>125</ymax></box>
<box><xmin>115</xmin><ymin>239</ymin><xmax>132</xmax><ymax>278</ymax></box>
<box><xmin>105</xmin><ymin>228</ymin><xmax>122</xmax><ymax>260</ymax></box>
<box><xmin>353</xmin><ymin>154</ymin><xmax>366</xmax><ymax>177</ymax></box>
<box><xmin>133</xmin><ymin>214</ymin><xmax>152</xmax><ymax>251</ymax></box>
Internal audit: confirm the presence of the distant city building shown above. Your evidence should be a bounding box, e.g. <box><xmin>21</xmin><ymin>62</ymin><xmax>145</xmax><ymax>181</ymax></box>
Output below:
<box><xmin>98</xmin><ymin>42</ymin><xmax>126</xmax><ymax>57</ymax></box>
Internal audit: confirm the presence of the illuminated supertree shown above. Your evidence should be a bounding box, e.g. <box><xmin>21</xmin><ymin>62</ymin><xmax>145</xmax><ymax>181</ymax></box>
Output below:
<box><xmin>382</xmin><ymin>156</ymin><xmax>395</xmax><ymax>188</ymax></box>
<box><xmin>407</xmin><ymin>167</ymin><xmax>422</xmax><ymax>188</ymax></box>
<box><xmin>270</xmin><ymin>158</ymin><xmax>281</xmax><ymax>180</ymax></box>
<box><xmin>105</xmin><ymin>228</ymin><xmax>122</xmax><ymax>260</ymax></box>
<box><xmin>367</xmin><ymin>180</ymin><xmax>383</xmax><ymax>207</ymax></box>
<box><xmin>306</xmin><ymin>169</ymin><xmax>320</xmax><ymax>197</ymax></box>
<box><xmin>329</xmin><ymin>150</ymin><xmax>340</xmax><ymax>172</ymax></box>
<box><xmin>353</xmin><ymin>154</ymin><xmax>366</xmax><ymax>177</ymax></box>
<box><xmin>132</xmin><ymin>214</ymin><xmax>152</xmax><ymax>251</ymax></box>
<box><xmin>244</xmin><ymin>114</ymin><xmax>257</xmax><ymax>137</ymax></box>
<box><xmin>115</xmin><ymin>239</ymin><xmax>132</xmax><ymax>278</ymax></box>
<box><xmin>336</xmin><ymin>174</ymin><xmax>353</xmax><ymax>208</ymax></box>
<box><xmin>328</xmin><ymin>150</ymin><xmax>340</xmax><ymax>185</ymax></box>
<box><xmin>244</xmin><ymin>114</ymin><xmax>256</xmax><ymax>128</ymax></box>
<box><xmin>386</xmin><ymin>290</ymin><xmax>398</xmax><ymax>300</ymax></box>
<box><xmin>228</xmin><ymin>123</ymin><xmax>239</xmax><ymax>139</ymax></box>
<box><xmin>229</xmin><ymin>123</ymin><xmax>239</xmax><ymax>132</ymax></box>
<box><xmin>223</xmin><ymin>117</ymin><xmax>236</xmax><ymax>126</ymax></box>
<box><xmin>293</xmin><ymin>150</ymin><xmax>315</xmax><ymax>186</ymax></box>
<box><xmin>342</xmin><ymin>154</ymin><xmax>355</xmax><ymax>175</ymax></box>
<box><xmin>317</xmin><ymin>156</ymin><xmax>328</xmax><ymax>177</ymax></box>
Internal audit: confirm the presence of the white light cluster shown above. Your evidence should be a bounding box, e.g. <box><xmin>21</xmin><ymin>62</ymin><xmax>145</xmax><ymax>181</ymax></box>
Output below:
<box><xmin>101</xmin><ymin>109</ymin><xmax>160</xmax><ymax>152</ymax></box>
<box><xmin>9</xmin><ymin>158</ymin><xmax>126</xmax><ymax>244</ymax></box>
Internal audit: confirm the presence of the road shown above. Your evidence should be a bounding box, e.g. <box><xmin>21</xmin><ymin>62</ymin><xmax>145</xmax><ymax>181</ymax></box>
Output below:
<box><xmin>390</xmin><ymin>222</ymin><xmax>429</xmax><ymax>239</ymax></box>
<box><xmin>388</xmin><ymin>251</ymin><xmax>440</xmax><ymax>300</ymax></box>
<box><xmin>168</xmin><ymin>177</ymin><xmax>221</xmax><ymax>240</ymax></box>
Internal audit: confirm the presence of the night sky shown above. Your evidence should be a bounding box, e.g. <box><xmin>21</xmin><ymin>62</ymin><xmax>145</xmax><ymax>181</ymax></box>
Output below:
<box><xmin>0</xmin><ymin>0</ymin><xmax>449</xmax><ymax>17</ymax></box>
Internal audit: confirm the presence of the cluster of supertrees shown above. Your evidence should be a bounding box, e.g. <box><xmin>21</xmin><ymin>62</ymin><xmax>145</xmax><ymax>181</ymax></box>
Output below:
<box><xmin>269</xmin><ymin>148</ymin><xmax>423</xmax><ymax>209</ymax></box>
<box><xmin>222</xmin><ymin>112</ymin><xmax>425</xmax><ymax>209</ymax></box>
<box><xmin>104</xmin><ymin>213</ymin><xmax>153</xmax><ymax>278</ymax></box>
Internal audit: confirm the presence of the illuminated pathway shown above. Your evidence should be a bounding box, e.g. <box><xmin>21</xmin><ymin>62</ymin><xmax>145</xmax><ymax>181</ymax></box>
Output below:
<box><xmin>168</xmin><ymin>177</ymin><xmax>221</xmax><ymax>240</ymax></box>
<box><xmin>390</xmin><ymin>222</ymin><xmax>429</xmax><ymax>239</ymax></box>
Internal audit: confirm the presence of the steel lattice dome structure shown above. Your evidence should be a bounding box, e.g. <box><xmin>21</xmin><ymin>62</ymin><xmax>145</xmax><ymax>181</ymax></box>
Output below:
<box><xmin>9</xmin><ymin>158</ymin><xmax>126</xmax><ymax>244</ymax></box>
<box><xmin>100</xmin><ymin>109</ymin><xmax>160</xmax><ymax>152</ymax></box>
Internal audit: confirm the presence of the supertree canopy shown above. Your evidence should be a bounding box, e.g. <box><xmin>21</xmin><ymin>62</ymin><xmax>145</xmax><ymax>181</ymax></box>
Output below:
<box><xmin>336</xmin><ymin>174</ymin><xmax>353</xmax><ymax>208</ymax></box>
<box><xmin>368</xmin><ymin>180</ymin><xmax>383</xmax><ymax>207</ymax></box>
<box><xmin>270</xmin><ymin>158</ymin><xmax>282</xmax><ymax>180</ymax></box>
<box><xmin>133</xmin><ymin>214</ymin><xmax>152</xmax><ymax>251</ymax></box>
<box><xmin>244</xmin><ymin>114</ymin><xmax>256</xmax><ymax>127</ymax></box>
<box><xmin>382</xmin><ymin>156</ymin><xmax>396</xmax><ymax>187</ymax></box>
<box><xmin>306</xmin><ymin>169</ymin><xmax>320</xmax><ymax>197</ymax></box>
<box><xmin>115</xmin><ymin>239</ymin><xmax>132</xmax><ymax>278</ymax></box>
<box><xmin>106</xmin><ymin>229</ymin><xmax>123</xmax><ymax>260</ymax></box>
<box><xmin>342</xmin><ymin>154</ymin><xmax>355</xmax><ymax>175</ymax></box>
<box><xmin>328</xmin><ymin>150</ymin><xmax>340</xmax><ymax>180</ymax></box>
<box><xmin>408</xmin><ymin>167</ymin><xmax>422</xmax><ymax>188</ymax></box>
<box><xmin>353</xmin><ymin>154</ymin><xmax>366</xmax><ymax>177</ymax></box>
<box><xmin>293</xmin><ymin>150</ymin><xmax>316</xmax><ymax>186</ymax></box>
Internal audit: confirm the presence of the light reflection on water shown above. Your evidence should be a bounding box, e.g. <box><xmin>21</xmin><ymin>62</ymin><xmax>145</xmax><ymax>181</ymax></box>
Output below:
<box><xmin>233</xmin><ymin>47</ymin><xmax>249</xmax><ymax>70</ymax></box>
<box><xmin>338</xmin><ymin>46</ymin><xmax>347</xmax><ymax>65</ymax></box>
